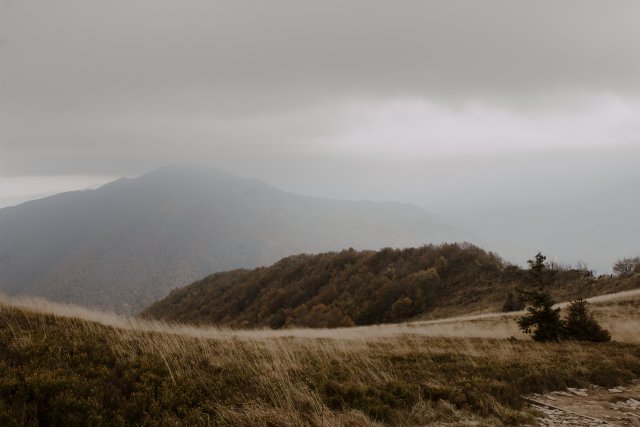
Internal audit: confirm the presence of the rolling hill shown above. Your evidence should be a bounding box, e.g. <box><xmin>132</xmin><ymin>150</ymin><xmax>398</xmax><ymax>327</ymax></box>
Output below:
<box><xmin>142</xmin><ymin>243</ymin><xmax>640</xmax><ymax>328</ymax></box>
<box><xmin>0</xmin><ymin>166</ymin><xmax>459</xmax><ymax>313</ymax></box>
<box><xmin>2</xmin><ymin>289</ymin><xmax>640</xmax><ymax>426</ymax></box>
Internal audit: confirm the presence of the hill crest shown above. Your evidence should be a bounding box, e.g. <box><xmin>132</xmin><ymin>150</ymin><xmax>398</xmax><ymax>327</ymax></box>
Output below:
<box><xmin>143</xmin><ymin>243</ymin><xmax>640</xmax><ymax>328</ymax></box>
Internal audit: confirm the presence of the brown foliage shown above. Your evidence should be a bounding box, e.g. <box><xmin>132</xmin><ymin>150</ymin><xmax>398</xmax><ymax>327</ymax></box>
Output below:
<box><xmin>143</xmin><ymin>243</ymin><xmax>638</xmax><ymax>329</ymax></box>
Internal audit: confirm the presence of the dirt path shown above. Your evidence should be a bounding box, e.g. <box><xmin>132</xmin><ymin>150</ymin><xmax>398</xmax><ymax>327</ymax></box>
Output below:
<box><xmin>412</xmin><ymin>288</ymin><xmax>640</xmax><ymax>326</ymax></box>
<box><xmin>1</xmin><ymin>288</ymin><xmax>638</xmax><ymax>342</ymax></box>
<box><xmin>527</xmin><ymin>380</ymin><xmax>640</xmax><ymax>426</ymax></box>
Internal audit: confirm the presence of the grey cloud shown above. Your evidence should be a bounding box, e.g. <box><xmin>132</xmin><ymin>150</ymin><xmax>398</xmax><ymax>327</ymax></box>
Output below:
<box><xmin>2</xmin><ymin>0</ymin><xmax>640</xmax><ymax>276</ymax></box>
<box><xmin>1</xmin><ymin>0</ymin><xmax>640</xmax><ymax>187</ymax></box>
<box><xmin>3</xmin><ymin>0</ymin><xmax>640</xmax><ymax>115</ymax></box>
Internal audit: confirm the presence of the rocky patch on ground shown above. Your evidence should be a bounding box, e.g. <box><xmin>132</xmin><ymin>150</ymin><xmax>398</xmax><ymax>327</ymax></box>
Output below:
<box><xmin>528</xmin><ymin>381</ymin><xmax>640</xmax><ymax>426</ymax></box>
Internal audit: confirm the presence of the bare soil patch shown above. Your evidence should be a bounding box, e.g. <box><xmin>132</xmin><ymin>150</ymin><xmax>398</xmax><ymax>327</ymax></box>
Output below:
<box><xmin>529</xmin><ymin>380</ymin><xmax>640</xmax><ymax>426</ymax></box>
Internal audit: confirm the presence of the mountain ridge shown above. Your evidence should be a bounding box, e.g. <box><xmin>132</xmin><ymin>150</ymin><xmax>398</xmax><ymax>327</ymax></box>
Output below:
<box><xmin>0</xmin><ymin>166</ymin><xmax>460</xmax><ymax>313</ymax></box>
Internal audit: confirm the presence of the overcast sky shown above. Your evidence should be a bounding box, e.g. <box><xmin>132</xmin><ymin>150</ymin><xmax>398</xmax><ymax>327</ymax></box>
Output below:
<box><xmin>1</xmin><ymin>1</ymin><xmax>639</xmax><ymax>208</ymax></box>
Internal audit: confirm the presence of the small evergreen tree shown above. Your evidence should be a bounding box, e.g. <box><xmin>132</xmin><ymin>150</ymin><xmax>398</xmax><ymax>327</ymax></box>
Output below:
<box><xmin>527</xmin><ymin>252</ymin><xmax>547</xmax><ymax>291</ymax></box>
<box><xmin>517</xmin><ymin>252</ymin><xmax>565</xmax><ymax>342</ymax></box>
<box><xmin>518</xmin><ymin>291</ymin><xmax>565</xmax><ymax>341</ymax></box>
<box><xmin>564</xmin><ymin>299</ymin><xmax>611</xmax><ymax>342</ymax></box>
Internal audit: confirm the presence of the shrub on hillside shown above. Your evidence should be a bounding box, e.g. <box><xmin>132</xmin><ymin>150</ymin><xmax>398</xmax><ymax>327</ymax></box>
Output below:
<box><xmin>518</xmin><ymin>290</ymin><xmax>565</xmax><ymax>342</ymax></box>
<box><xmin>517</xmin><ymin>252</ymin><xmax>612</xmax><ymax>343</ymax></box>
<box><xmin>564</xmin><ymin>299</ymin><xmax>611</xmax><ymax>342</ymax></box>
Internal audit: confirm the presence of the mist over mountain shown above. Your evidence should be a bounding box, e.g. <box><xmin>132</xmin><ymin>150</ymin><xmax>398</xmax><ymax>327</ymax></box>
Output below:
<box><xmin>442</xmin><ymin>177</ymin><xmax>640</xmax><ymax>274</ymax></box>
<box><xmin>0</xmin><ymin>166</ymin><xmax>461</xmax><ymax>313</ymax></box>
<box><xmin>0</xmin><ymin>193</ymin><xmax>52</xmax><ymax>209</ymax></box>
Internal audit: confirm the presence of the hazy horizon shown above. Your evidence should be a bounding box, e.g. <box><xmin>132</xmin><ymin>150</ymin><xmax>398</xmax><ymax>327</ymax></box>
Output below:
<box><xmin>2</xmin><ymin>1</ymin><xmax>639</xmax><ymax>272</ymax></box>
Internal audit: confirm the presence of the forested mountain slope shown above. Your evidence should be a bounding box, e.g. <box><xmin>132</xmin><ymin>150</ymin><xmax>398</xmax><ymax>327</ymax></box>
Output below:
<box><xmin>143</xmin><ymin>243</ymin><xmax>640</xmax><ymax>328</ymax></box>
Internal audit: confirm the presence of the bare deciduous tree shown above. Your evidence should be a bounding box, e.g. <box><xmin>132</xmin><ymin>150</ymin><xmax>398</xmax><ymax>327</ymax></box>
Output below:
<box><xmin>613</xmin><ymin>256</ymin><xmax>640</xmax><ymax>277</ymax></box>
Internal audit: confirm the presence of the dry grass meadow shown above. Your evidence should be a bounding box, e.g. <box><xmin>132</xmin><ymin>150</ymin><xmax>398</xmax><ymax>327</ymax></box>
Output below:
<box><xmin>1</xmin><ymin>290</ymin><xmax>639</xmax><ymax>426</ymax></box>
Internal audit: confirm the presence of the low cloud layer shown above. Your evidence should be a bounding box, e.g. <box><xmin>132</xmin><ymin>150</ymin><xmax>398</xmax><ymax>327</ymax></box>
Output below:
<box><xmin>1</xmin><ymin>1</ymin><xmax>639</xmax><ymax>271</ymax></box>
<box><xmin>2</xmin><ymin>94</ymin><xmax>639</xmax><ymax>178</ymax></box>
<box><xmin>1</xmin><ymin>1</ymin><xmax>639</xmax><ymax>200</ymax></box>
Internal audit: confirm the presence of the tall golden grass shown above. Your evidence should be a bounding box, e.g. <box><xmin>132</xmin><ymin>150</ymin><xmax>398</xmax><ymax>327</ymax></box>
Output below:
<box><xmin>1</xmin><ymin>291</ymin><xmax>639</xmax><ymax>425</ymax></box>
<box><xmin>2</xmin><ymin>290</ymin><xmax>638</xmax><ymax>343</ymax></box>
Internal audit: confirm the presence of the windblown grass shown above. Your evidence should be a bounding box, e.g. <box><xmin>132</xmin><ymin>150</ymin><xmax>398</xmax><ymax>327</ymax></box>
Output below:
<box><xmin>3</xmin><ymin>290</ymin><xmax>638</xmax><ymax>343</ymax></box>
<box><xmin>1</xmin><ymin>292</ymin><xmax>639</xmax><ymax>426</ymax></box>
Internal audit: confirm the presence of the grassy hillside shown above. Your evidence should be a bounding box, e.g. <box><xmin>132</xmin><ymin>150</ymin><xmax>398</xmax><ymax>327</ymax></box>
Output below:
<box><xmin>2</xmin><ymin>298</ymin><xmax>640</xmax><ymax>426</ymax></box>
<box><xmin>143</xmin><ymin>243</ymin><xmax>640</xmax><ymax>328</ymax></box>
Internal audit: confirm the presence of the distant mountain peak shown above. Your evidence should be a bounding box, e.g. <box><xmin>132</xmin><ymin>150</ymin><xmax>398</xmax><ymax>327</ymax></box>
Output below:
<box><xmin>0</xmin><ymin>167</ymin><xmax>462</xmax><ymax>313</ymax></box>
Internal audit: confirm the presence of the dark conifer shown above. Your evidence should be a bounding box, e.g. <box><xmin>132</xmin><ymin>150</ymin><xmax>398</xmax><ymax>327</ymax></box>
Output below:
<box><xmin>518</xmin><ymin>291</ymin><xmax>565</xmax><ymax>341</ymax></box>
<box><xmin>564</xmin><ymin>299</ymin><xmax>611</xmax><ymax>342</ymax></box>
<box><xmin>517</xmin><ymin>252</ymin><xmax>565</xmax><ymax>342</ymax></box>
